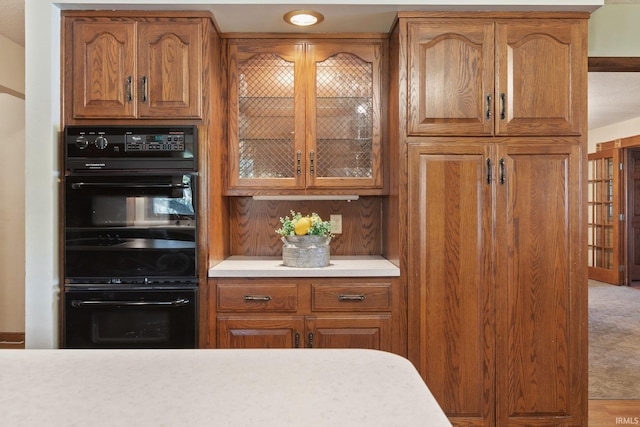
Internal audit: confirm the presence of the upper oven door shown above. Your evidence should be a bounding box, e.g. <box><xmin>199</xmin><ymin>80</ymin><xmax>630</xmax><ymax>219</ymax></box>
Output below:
<box><xmin>64</xmin><ymin>172</ymin><xmax>197</xmax><ymax>283</ymax></box>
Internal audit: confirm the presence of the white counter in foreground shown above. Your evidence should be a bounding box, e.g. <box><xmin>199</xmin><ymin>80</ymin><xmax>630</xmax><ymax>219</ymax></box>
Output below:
<box><xmin>208</xmin><ymin>255</ymin><xmax>400</xmax><ymax>277</ymax></box>
<box><xmin>0</xmin><ymin>348</ymin><xmax>451</xmax><ymax>427</ymax></box>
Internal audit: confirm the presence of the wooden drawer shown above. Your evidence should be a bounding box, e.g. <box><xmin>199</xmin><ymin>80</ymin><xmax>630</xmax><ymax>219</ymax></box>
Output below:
<box><xmin>311</xmin><ymin>283</ymin><xmax>392</xmax><ymax>312</ymax></box>
<box><xmin>217</xmin><ymin>283</ymin><xmax>298</xmax><ymax>312</ymax></box>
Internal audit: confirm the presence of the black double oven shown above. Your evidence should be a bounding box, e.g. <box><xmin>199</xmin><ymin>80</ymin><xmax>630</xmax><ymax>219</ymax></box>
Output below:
<box><xmin>63</xmin><ymin>126</ymin><xmax>199</xmax><ymax>349</ymax></box>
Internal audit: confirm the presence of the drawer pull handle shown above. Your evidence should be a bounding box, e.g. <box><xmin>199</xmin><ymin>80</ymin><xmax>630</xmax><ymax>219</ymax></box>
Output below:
<box><xmin>338</xmin><ymin>294</ymin><xmax>367</xmax><ymax>302</ymax></box>
<box><xmin>243</xmin><ymin>295</ymin><xmax>272</xmax><ymax>302</ymax></box>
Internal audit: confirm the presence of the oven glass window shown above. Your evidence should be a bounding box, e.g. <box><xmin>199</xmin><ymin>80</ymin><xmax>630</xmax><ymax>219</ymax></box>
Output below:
<box><xmin>93</xmin><ymin>311</ymin><xmax>171</xmax><ymax>344</ymax></box>
<box><xmin>64</xmin><ymin>174</ymin><xmax>197</xmax><ymax>281</ymax></box>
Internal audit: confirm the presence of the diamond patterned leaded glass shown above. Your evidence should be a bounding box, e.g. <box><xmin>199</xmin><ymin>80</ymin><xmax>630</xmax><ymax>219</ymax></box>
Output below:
<box><xmin>315</xmin><ymin>53</ymin><xmax>373</xmax><ymax>178</ymax></box>
<box><xmin>238</xmin><ymin>53</ymin><xmax>296</xmax><ymax>179</ymax></box>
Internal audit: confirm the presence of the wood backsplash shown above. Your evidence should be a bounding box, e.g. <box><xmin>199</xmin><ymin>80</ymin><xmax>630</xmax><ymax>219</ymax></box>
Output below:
<box><xmin>228</xmin><ymin>197</ymin><xmax>382</xmax><ymax>256</ymax></box>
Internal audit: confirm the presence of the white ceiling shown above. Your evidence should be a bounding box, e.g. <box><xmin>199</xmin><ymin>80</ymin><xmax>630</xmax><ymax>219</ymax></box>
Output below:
<box><xmin>2</xmin><ymin>0</ymin><xmax>639</xmax><ymax>131</ymax></box>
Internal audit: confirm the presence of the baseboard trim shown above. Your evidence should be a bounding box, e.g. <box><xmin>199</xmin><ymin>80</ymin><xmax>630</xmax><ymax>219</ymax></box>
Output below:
<box><xmin>0</xmin><ymin>332</ymin><xmax>26</xmax><ymax>349</ymax></box>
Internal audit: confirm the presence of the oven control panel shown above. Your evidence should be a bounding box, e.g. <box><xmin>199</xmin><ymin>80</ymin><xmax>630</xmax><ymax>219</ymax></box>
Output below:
<box><xmin>64</xmin><ymin>126</ymin><xmax>197</xmax><ymax>171</ymax></box>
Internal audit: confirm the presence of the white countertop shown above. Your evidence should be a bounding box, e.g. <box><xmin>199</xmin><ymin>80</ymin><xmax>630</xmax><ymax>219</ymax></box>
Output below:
<box><xmin>208</xmin><ymin>255</ymin><xmax>400</xmax><ymax>278</ymax></box>
<box><xmin>0</xmin><ymin>348</ymin><xmax>451</xmax><ymax>427</ymax></box>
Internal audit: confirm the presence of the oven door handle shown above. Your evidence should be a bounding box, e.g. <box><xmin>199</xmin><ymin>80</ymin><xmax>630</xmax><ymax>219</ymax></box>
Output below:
<box><xmin>70</xmin><ymin>182</ymin><xmax>189</xmax><ymax>190</ymax></box>
<box><xmin>71</xmin><ymin>298</ymin><xmax>190</xmax><ymax>308</ymax></box>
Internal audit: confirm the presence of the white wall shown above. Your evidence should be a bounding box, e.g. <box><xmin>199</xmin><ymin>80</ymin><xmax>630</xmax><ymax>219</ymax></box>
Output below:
<box><xmin>588</xmin><ymin>4</ymin><xmax>640</xmax><ymax>149</ymax></box>
<box><xmin>0</xmin><ymin>34</ymin><xmax>25</xmax><ymax>334</ymax></box>
<box><xmin>24</xmin><ymin>0</ymin><xmax>604</xmax><ymax>348</ymax></box>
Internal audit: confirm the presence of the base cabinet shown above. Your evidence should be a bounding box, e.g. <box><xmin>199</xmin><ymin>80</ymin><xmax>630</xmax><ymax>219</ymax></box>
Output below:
<box><xmin>218</xmin><ymin>315</ymin><xmax>390</xmax><ymax>349</ymax></box>
<box><xmin>209</xmin><ymin>278</ymin><xmax>398</xmax><ymax>352</ymax></box>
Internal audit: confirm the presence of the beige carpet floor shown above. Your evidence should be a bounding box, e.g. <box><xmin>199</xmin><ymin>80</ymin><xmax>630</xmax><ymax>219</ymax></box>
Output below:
<box><xmin>589</xmin><ymin>280</ymin><xmax>640</xmax><ymax>399</ymax></box>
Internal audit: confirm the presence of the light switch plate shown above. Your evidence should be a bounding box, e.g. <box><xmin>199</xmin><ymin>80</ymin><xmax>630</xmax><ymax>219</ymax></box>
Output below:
<box><xmin>330</xmin><ymin>214</ymin><xmax>342</xmax><ymax>234</ymax></box>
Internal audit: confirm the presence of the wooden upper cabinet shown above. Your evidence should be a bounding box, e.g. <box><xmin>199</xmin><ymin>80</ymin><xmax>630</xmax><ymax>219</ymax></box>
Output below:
<box><xmin>495</xmin><ymin>20</ymin><xmax>584</xmax><ymax>136</ymax></box>
<box><xmin>71</xmin><ymin>19</ymin><xmax>137</xmax><ymax>119</ymax></box>
<box><xmin>407</xmin><ymin>18</ymin><xmax>584</xmax><ymax>136</ymax></box>
<box><xmin>137</xmin><ymin>21</ymin><xmax>202</xmax><ymax>118</ymax></box>
<box><xmin>305</xmin><ymin>42</ymin><xmax>384</xmax><ymax>190</ymax></box>
<box><xmin>227</xmin><ymin>41</ymin><xmax>306</xmax><ymax>190</ymax></box>
<box><xmin>227</xmin><ymin>39</ymin><xmax>385</xmax><ymax>194</ymax></box>
<box><xmin>407</xmin><ymin>20</ymin><xmax>495</xmax><ymax>136</ymax></box>
<box><xmin>69</xmin><ymin>16</ymin><xmax>203</xmax><ymax>120</ymax></box>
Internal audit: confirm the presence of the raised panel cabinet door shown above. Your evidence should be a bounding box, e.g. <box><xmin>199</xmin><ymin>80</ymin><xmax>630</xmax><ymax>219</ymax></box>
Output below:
<box><xmin>494</xmin><ymin>20</ymin><xmax>585</xmax><ymax>136</ymax></box>
<box><xmin>137</xmin><ymin>20</ymin><xmax>203</xmax><ymax>118</ymax></box>
<box><xmin>494</xmin><ymin>141</ymin><xmax>586</xmax><ymax>426</ymax></box>
<box><xmin>407</xmin><ymin>142</ymin><xmax>495</xmax><ymax>426</ymax></box>
<box><xmin>306</xmin><ymin>315</ymin><xmax>391</xmax><ymax>351</ymax></box>
<box><xmin>406</xmin><ymin>20</ymin><xmax>495</xmax><ymax>136</ymax></box>
<box><xmin>306</xmin><ymin>42</ymin><xmax>384</xmax><ymax>190</ymax></box>
<box><xmin>72</xmin><ymin>19</ymin><xmax>136</xmax><ymax>119</ymax></box>
<box><xmin>217</xmin><ymin>316</ymin><xmax>305</xmax><ymax>349</ymax></box>
<box><xmin>227</xmin><ymin>41</ymin><xmax>306</xmax><ymax>191</ymax></box>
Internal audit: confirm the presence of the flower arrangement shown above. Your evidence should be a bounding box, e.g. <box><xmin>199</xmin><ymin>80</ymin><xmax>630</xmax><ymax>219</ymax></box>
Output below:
<box><xmin>276</xmin><ymin>210</ymin><xmax>333</xmax><ymax>237</ymax></box>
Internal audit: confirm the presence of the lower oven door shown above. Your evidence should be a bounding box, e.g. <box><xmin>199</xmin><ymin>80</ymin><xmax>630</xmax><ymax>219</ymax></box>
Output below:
<box><xmin>64</xmin><ymin>288</ymin><xmax>197</xmax><ymax>349</ymax></box>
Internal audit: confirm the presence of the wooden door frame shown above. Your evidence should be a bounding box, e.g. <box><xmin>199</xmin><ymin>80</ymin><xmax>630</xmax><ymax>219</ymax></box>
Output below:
<box><xmin>588</xmin><ymin>57</ymin><xmax>640</xmax><ymax>285</ymax></box>
<box><xmin>588</xmin><ymin>57</ymin><xmax>640</xmax><ymax>72</ymax></box>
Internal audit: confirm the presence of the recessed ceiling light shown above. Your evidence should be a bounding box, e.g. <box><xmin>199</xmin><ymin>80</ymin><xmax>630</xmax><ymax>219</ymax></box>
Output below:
<box><xmin>283</xmin><ymin>10</ymin><xmax>324</xmax><ymax>27</ymax></box>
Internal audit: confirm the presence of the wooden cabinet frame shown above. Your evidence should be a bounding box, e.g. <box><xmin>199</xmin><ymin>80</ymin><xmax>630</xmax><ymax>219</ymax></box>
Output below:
<box><xmin>226</xmin><ymin>38</ymin><xmax>386</xmax><ymax>195</ymax></box>
<box><xmin>388</xmin><ymin>12</ymin><xmax>588</xmax><ymax>427</ymax></box>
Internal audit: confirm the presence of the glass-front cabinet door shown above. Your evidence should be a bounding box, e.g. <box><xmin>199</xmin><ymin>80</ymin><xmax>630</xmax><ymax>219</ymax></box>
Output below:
<box><xmin>226</xmin><ymin>39</ymin><xmax>384</xmax><ymax>194</ymax></box>
<box><xmin>227</xmin><ymin>41</ymin><xmax>306</xmax><ymax>190</ymax></box>
<box><xmin>588</xmin><ymin>148</ymin><xmax>622</xmax><ymax>284</ymax></box>
<box><xmin>306</xmin><ymin>42</ymin><xmax>383</xmax><ymax>189</ymax></box>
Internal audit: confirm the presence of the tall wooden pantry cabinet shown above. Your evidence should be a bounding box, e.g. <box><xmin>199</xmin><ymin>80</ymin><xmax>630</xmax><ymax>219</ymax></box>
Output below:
<box><xmin>385</xmin><ymin>12</ymin><xmax>588</xmax><ymax>427</ymax></box>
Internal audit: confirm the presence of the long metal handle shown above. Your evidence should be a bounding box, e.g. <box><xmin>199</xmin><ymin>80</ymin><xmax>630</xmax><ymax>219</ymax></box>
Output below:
<box><xmin>499</xmin><ymin>158</ymin><xmax>506</xmax><ymax>185</ymax></box>
<box><xmin>141</xmin><ymin>76</ymin><xmax>148</xmax><ymax>103</ymax></box>
<box><xmin>309</xmin><ymin>150</ymin><xmax>315</xmax><ymax>175</ymax></box>
<box><xmin>308</xmin><ymin>332</ymin><xmax>314</xmax><ymax>348</ymax></box>
<box><xmin>125</xmin><ymin>76</ymin><xmax>133</xmax><ymax>103</ymax></box>
<box><xmin>294</xmin><ymin>332</ymin><xmax>300</xmax><ymax>348</ymax></box>
<box><xmin>71</xmin><ymin>298</ymin><xmax>190</xmax><ymax>308</ymax></box>
<box><xmin>296</xmin><ymin>150</ymin><xmax>302</xmax><ymax>175</ymax></box>
<box><xmin>486</xmin><ymin>94</ymin><xmax>492</xmax><ymax>120</ymax></box>
<box><xmin>243</xmin><ymin>295</ymin><xmax>272</xmax><ymax>302</ymax></box>
<box><xmin>71</xmin><ymin>182</ymin><xmax>189</xmax><ymax>190</ymax></box>
<box><xmin>486</xmin><ymin>158</ymin><xmax>492</xmax><ymax>185</ymax></box>
<box><xmin>500</xmin><ymin>93</ymin><xmax>506</xmax><ymax>120</ymax></box>
<box><xmin>338</xmin><ymin>294</ymin><xmax>367</xmax><ymax>302</ymax></box>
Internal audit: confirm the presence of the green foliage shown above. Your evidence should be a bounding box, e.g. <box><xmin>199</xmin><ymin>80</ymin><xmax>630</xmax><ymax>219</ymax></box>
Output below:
<box><xmin>275</xmin><ymin>210</ymin><xmax>333</xmax><ymax>237</ymax></box>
